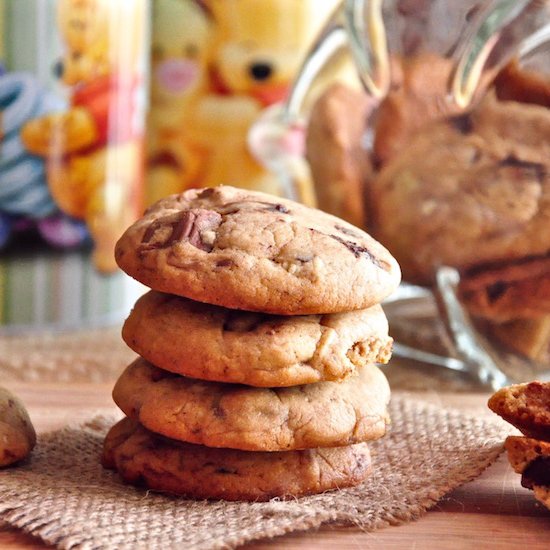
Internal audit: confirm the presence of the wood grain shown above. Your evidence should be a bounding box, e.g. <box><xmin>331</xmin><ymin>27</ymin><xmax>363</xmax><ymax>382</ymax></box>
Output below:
<box><xmin>1</xmin><ymin>383</ymin><xmax>549</xmax><ymax>549</ymax></box>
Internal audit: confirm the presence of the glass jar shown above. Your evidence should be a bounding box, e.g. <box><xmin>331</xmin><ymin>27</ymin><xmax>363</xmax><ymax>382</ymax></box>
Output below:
<box><xmin>255</xmin><ymin>0</ymin><xmax>550</xmax><ymax>387</ymax></box>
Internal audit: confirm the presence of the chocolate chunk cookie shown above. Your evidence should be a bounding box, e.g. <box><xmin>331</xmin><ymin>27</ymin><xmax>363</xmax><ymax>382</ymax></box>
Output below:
<box><xmin>488</xmin><ymin>381</ymin><xmax>550</xmax><ymax>441</ymax></box>
<box><xmin>123</xmin><ymin>290</ymin><xmax>393</xmax><ymax>387</ymax></box>
<box><xmin>371</xmin><ymin>95</ymin><xmax>550</xmax><ymax>285</ymax></box>
<box><xmin>115</xmin><ymin>186</ymin><xmax>401</xmax><ymax>314</ymax></box>
<box><xmin>102</xmin><ymin>417</ymin><xmax>372</xmax><ymax>501</ymax></box>
<box><xmin>505</xmin><ymin>436</ymin><xmax>550</xmax><ymax>511</ymax></box>
<box><xmin>0</xmin><ymin>387</ymin><xmax>36</xmax><ymax>467</ymax></box>
<box><xmin>113</xmin><ymin>359</ymin><xmax>391</xmax><ymax>451</ymax></box>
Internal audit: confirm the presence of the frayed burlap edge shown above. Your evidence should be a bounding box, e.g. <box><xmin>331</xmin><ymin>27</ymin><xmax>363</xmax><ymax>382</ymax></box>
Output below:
<box><xmin>0</xmin><ymin>396</ymin><xmax>512</xmax><ymax>550</ymax></box>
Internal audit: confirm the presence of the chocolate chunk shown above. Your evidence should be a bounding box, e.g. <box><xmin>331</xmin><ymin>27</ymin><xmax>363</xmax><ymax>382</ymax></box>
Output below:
<box><xmin>500</xmin><ymin>156</ymin><xmax>546</xmax><ymax>181</ymax></box>
<box><xmin>220</xmin><ymin>200</ymin><xmax>290</xmax><ymax>215</ymax></box>
<box><xmin>330</xmin><ymin>234</ymin><xmax>390</xmax><ymax>271</ymax></box>
<box><xmin>486</xmin><ymin>281</ymin><xmax>508</xmax><ymax>302</ymax></box>
<box><xmin>521</xmin><ymin>456</ymin><xmax>550</xmax><ymax>489</ymax></box>
<box><xmin>216</xmin><ymin>467</ymin><xmax>238</xmax><ymax>474</ymax></box>
<box><xmin>216</xmin><ymin>258</ymin><xmax>234</xmax><ymax>268</ymax></box>
<box><xmin>449</xmin><ymin>114</ymin><xmax>474</xmax><ymax>135</ymax></box>
<box><xmin>272</xmin><ymin>203</ymin><xmax>290</xmax><ymax>214</ymax></box>
<box><xmin>198</xmin><ymin>188</ymin><xmax>216</xmax><ymax>199</ymax></box>
<box><xmin>140</xmin><ymin>209</ymin><xmax>222</xmax><ymax>252</ymax></box>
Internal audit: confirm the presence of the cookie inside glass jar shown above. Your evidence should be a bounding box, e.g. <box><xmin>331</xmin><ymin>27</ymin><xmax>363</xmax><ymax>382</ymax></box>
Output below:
<box><xmin>303</xmin><ymin>0</ymin><xmax>550</xmax><ymax>374</ymax></box>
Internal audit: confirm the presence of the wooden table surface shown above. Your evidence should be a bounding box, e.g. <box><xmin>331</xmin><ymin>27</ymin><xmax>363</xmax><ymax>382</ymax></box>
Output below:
<box><xmin>1</xmin><ymin>382</ymin><xmax>549</xmax><ymax>549</ymax></box>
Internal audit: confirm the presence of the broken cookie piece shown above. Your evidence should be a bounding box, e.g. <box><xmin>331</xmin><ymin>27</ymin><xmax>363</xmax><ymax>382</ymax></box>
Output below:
<box><xmin>489</xmin><ymin>381</ymin><xmax>550</xmax><ymax>441</ymax></box>
<box><xmin>505</xmin><ymin>436</ymin><xmax>550</xmax><ymax>510</ymax></box>
<box><xmin>489</xmin><ymin>382</ymin><xmax>550</xmax><ymax>510</ymax></box>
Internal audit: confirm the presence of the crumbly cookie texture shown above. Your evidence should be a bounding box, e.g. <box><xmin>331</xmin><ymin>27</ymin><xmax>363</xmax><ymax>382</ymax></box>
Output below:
<box><xmin>0</xmin><ymin>387</ymin><xmax>36</xmax><ymax>467</ymax></box>
<box><xmin>371</xmin><ymin>95</ymin><xmax>550</xmax><ymax>285</ymax></box>
<box><xmin>488</xmin><ymin>381</ymin><xmax>550</xmax><ymax>441</ymax></box>
<box><xmin>113</xmin><ymin>359</ymin><xmax>391</xmax><ymax>452</ymax></box>
<box><xmin>122</xmin><ymin>290</ymin><xmax>393</xmax><ymax>387</ymax></box>
<box><xmin>504</xmin><ymin>436</ymin><xmax>550</xmax><ymax>511</ymax></box>
<box><xmin>102</xmin><ymin>417</ymin><xmax>372</xmax><ymax>502</ymax></box>
<box><xmin>115</xmin><ymin>186</ymin><xmax>401</xmax><ymax>315</ymax></box>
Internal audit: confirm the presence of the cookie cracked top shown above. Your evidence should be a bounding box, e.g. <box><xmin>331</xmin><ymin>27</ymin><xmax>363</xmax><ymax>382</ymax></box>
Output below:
<box><xmin>115</xmin><ymin>186</ymin><xmax>401</xmax><ymax>314</ymax></box>
<box><xmin>123</xmin><ymin>290</ymin><xmax>393</xmax><ymax>387</ymax></box>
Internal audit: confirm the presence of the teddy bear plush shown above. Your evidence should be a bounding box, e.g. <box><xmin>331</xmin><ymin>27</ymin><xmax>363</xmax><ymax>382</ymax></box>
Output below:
<box><xmin>147</xmin><ymin>0</ymin><xmax>337</xmax><ymax>201</ymax></box>
<box><xmin>146</xmin><ymin>0</ymin><xmax>212</xmax><ymax>205</ymax></box>
<box><xmin>190</xmin><ymin>0</ymin><xmax>336</xmax><ymax>194</ymax></box>
<box><xmin>21</xmin><ymin>0</ymin><xmax>146</xmax><ymax>272</ymax></box>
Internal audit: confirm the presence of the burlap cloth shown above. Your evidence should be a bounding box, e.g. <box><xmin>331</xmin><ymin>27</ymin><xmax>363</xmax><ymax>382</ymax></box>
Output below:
<box><xmin>0</xmin><ymin>396</ymin><xmax>511</xmax><ymax>550</ymax></box>
<box><xmin>0</xmin><ymin>328</ymin><xmax>134</xmax><ymax>384</ymax></box>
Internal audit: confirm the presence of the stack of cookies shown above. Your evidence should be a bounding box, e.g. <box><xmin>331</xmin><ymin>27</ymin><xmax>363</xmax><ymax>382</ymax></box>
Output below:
<box><xmin>103</xmin><ymin>185</ymin><xmax>401</xmax><ymax>501</ymax></box>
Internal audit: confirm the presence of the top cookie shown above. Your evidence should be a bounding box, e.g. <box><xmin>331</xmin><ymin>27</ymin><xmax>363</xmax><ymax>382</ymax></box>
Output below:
<box><xmin>115</xmin><ymin>186</ymin><xmax>401</xmax><ymax>314</ymax></box>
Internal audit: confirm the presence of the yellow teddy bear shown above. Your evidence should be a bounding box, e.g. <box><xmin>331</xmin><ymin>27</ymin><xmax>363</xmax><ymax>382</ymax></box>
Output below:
<box><xmin>146</xmin><ymin>0</ymin><xmax>212</xmax><ymax>206</ymax></box>
<box><xmin>182</xmin><ymin>0</ymin><xmax>337</xmax><ymax>195</ymax></box>
<box><xmin>21</xmin><ymin>0</ymin><xmax>146</xmax><ymax>272</ymax></box>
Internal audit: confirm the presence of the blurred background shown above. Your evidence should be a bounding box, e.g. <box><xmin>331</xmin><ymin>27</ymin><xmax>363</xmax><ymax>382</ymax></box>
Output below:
<box><xmin>1</xmin><ymin>0</ymin><xmax>549</xmax><ymax>390</ymax></box>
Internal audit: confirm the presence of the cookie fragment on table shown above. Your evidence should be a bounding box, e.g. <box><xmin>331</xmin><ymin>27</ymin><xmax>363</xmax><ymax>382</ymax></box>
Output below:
<box><xmin>489</xmin><ymin>381</ymin><xmax>550</xmax><ymax>441</ymax></box>
<box><xmin>0</xmin><ymin>387</ymin><xmax>36</xmax><ymax>467</ymax></box>
<box><xmin>489</xmin><ymin>382</ymin><xmax>550</xmax><ymax>511</ymax></box>
<box><xmin>505</xmin><ymin>436</ymin><xmax>550</xmax><ymax>510</ymax></box>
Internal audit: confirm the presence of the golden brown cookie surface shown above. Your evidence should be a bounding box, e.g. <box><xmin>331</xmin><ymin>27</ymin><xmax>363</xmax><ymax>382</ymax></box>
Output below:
<box><xmin>113</xmin><ymin>359</ymin><xmax>391</xmax><ymax>451</ymax></box>
<box><xmin>0</xmin><ymin>387</ymin><xmax>36</xmax><ymax>468</ymax></box>
<box><xmin>102</xmin><ymin>417</ymin><xmax>372</xmax><ymax>502</ymax></box>
<box><xmin>123</xmin><ymin>290</ymin><xmax>393</xmax><ymax>387</ymax></box>
<box><xmin>115</xmin><ymin>186</ymin><xmax>401</xmax><ymax>315</ymax></box>
<box><xmin>489</xmin><ymin>381</ymin><xmax>550</xmax><ymax>441</ymax></box>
